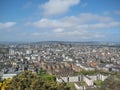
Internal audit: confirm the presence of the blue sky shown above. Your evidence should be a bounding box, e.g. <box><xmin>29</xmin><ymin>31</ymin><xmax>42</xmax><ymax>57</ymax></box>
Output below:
<box><xmin>0</xmin><ymin>0</ymin><xmax>120</xmax><ymax>42</ymax></box>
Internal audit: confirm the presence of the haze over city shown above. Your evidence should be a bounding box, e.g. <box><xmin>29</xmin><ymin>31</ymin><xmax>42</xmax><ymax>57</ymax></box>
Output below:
<box><xmin>0</xmin><ymin>0</ymin><xmax>120</xmax><ymax>42</ymax></box>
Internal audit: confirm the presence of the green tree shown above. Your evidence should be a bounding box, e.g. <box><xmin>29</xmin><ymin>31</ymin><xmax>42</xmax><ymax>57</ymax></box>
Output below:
<box><xmin>81</xmin><ymin>70</ymin><xmax>96</xmax><ymax>75</ymax></box>
<box><xmin>100</xmin><ymin>72</ymin><xmax>120</xmax><ymax>90</ymax></box>
<box><xmin>6</xmin><ymin>71</ymin><xmax>70</xmax><ymax>90</ymax></box>
<box><xmin>0</xmin><ymin>78</ymin><xmax>11</xmax><ymax>90</ymax></box>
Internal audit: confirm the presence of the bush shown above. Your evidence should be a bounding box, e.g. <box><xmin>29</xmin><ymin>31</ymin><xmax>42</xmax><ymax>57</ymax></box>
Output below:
<box><xmin>100</xmin><ymin>72</ymin><xmax>120</xmax><ymax>90</ymax></box>
<box><xmin>6</xmin><ymin>71</ymin><xmax>70</xmax><ymax>90</ymax></box>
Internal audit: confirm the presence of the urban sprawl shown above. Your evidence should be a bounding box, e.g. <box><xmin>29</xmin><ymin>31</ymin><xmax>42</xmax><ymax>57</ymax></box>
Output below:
<box><xmin>0</xmin><ymin>42</ymin><xmax>120</xmax><ymax>90</ymax></box>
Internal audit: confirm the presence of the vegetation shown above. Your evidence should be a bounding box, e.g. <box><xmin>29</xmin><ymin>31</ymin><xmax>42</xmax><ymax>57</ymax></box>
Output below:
<box><xmin>0</xmin><ymin>48</ymin><xmax>8</xmax><ymax>54</ymax></box>
<box><xmin>80</xmin><ymin>70</ymin><xmax>97</xmax><ymax>75</ymax></box>
<box><xmin>67</xmin><ymin>83</ymin><xmax>75</xmax><ymax>90</ymax></box>
<box><xmin>98</xmin><ymin>71</ymin><xmax>117</xmax><ymax>76</ymax></box>
<box><xmin>0</xmin><ymin>78</ymin><xmax>11</xmax><ymax>90</ymax></box>
<box><xmin>79</xmin><ymin>81</ymin><xmax>87</xmax><ymax>86</ymax></box>
<box><xmin>100</xmin><ymin>72</ymin><xmax>120</xmax><ymax>90</ymax></box>
<box><xmin>94</xmin><ymin>80</ymin><xmax>103</xmax><ymax>86</ymax></box>
<box><xmin>75</xmin><ymin>69</ymin><xmax>117</xmax><ymax>76</ymax></box>
<box><xmin>0</xmin><ymin>69</ymin><xmax>119</xmax><ymax>90</ymax></box>
<box><xmin>39</xmin><ymin>68</ymin><xmax>56</xmax><ymax>82</ymax></box>
<box><xmin>4</xmin><ymin>71</ymin><xmax>70</xmax><ymax>90</ymax></box>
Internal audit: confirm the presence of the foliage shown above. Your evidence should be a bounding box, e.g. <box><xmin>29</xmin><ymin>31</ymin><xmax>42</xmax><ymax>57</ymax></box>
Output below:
<box><xmin>98</xmin><ymin>70</ymin><xmax>117</xmax><ymax>76</ymax></box>
<box><xmin>67</xmin><ymin>83</ymin><xmax>75</xmax><ymax>90</ymax></box>
<box><xmin>80</xmin><ymin>70</ymin><xmax>116</xmax><ymax>76</ymax></box>
<box><xmin>79</xmin><ymin>81</ymin><xmax>87</xmax><ymax>86</ymax></box>
<box><xmin>0</xmin><ymin>78</ymin><xmax>11</xmax><ymax>90</ymax></box>
<box><xmin>39</xmin><ymin>71</ymin><xmax>56</xmax><ymax>82</ymax></box>
<box><xmin>81</xmin><ymin>70</ymin><xmax>97</xmax><ymax>75</ymax></box>
<box><xmin>94</xmin><ymin>80</ymin><xmax>103</xmax><ymax>86</ymax></box>
<box><xmin>0</xmin><ymin>48</ymin><xmax>8</xmax><ymax>54</ymax></box>
<box><xmin>6</xmin><ymin>71</ymin><xmax>70</xmax><ymax>90</ymax></box>
<box><xmin>100</xmin><ymin>72</ymin><xmax>120</xmax><ymax>90</ymax></box>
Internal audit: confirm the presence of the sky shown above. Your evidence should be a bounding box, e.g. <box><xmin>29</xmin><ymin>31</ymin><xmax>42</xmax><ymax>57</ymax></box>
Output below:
<box><xmin>0</xmin><ymin>0</ymin><xmax>120</xmax><ymax>42</ymax></box>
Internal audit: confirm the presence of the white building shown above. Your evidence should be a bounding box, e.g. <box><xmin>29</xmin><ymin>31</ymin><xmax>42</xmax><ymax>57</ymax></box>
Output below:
<box><xmin>2</xmin><ymin>74</ymin><xmax>17</xmax><ymax>80</ymax></box>
<box><xmin>83</xmin><ymin>76</ymin><xmax>94</xmax><ymax>86</ymax></box>
<box><xmin>9</xmin><ymin>49</ymin><xmax>15</xmax><ymax>55</ymax></box>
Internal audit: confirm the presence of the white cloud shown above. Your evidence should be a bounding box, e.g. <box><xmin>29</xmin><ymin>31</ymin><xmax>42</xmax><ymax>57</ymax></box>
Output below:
<box><xmin>78</xmin><ymin>13</ymin><xmax>113</xmax><ymax>23</ymax></box>
<box><xmin>31</xmin><ymin>30</ymin><xmax>104</xmax><ymax>41</ymax></box>
<box><xmin>89</xmin><ymin>22</ymin><xmax>120</xmax><ymax>29</ymax></box>
<box><xmin>30</xmin><ymin>13</ymin><xmax>120</xmax><ymax>41</ymax></box>
<box><xmin>33</xmin><ymin>18</ymin><xmax>74</xmax><ymax>28</ymax></box>
<box><xmin>32</xmin><ymin>13</ymin><xmax>119</xmax><ymax>30</ymax></box>
<box><xmin>80</xmin><ymin>2</ymin><xmax>88</xmax><ymax>8</ymax></box>
<box><xmin>61</xmin><ymin>13</ymin><xmax>113</xmax><ymax>26</ymax></box>
<box><xmin>103</xmin><ymin>11</ymin><xmax>110</xmax><ymax>15</ymax></box>
<box><xmin>40</xmin><ymin>0</ymin><xmax>80</xmax><ymax>16</ymax></box>
<box><xmin>33</xmin><ymin>18</ymin><xmax>61</xmax><ymax>28</ymax></box>
<box><xmin>53</xmin><ymin>28</ymin><xmax>64</xmax><ymax>33</ymax></box>
<box><xmin>114</xmin><ymin>10</ymin><xmax>120</xmax><ymax>15</ymax></box>
<box><xmin>0</xmin><ymin>22</ymin><xmax>16</xmax><ymax>29</ymax></box>
<box><xmin>32</xmin><ymin>32</ymin><xmax>42</xmax><ymax>36</ymax></box>
<box><xmin>76</xmin><ymin>22</ymin><xmax>120</xmax><ymax>29</ymax></box>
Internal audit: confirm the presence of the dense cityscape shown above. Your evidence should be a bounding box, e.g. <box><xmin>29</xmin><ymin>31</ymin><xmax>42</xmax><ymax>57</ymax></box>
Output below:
<box><xmin>0</xmin><ymin>42</ymin><xmax>120</xmax><ymax>90</ymax></box>
<box><xmin>1</xmin><ymin>0</ymin><xmax>120</xmax><ymax>90</ymax></box>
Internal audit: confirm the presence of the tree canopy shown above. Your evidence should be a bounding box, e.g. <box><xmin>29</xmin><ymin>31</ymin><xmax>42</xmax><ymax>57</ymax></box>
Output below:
<box><xmin>6</xmin><ymin>71</ymin><xmax>70</xmax><ymax>90</ymax></box>
<box><xmin>100</xmin><ymin>72</ymin><xmax>120</xmax><ymax>90</ymax></box>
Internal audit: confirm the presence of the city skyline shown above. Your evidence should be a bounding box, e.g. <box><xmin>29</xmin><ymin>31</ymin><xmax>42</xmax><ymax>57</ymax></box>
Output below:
<box><xmin>0</xmin><ymin>0</ymin><xmax>120</xmax><ymax>42</ymax></box>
